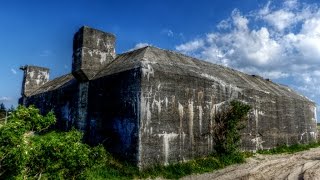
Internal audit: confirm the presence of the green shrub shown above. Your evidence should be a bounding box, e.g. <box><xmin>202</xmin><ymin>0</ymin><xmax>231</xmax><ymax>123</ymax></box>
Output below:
<box><xmin>9</xmin><ymin>105</ymin><xmax>56</xmax><ymax>132</ymax></box>
<box><xmin>0</xmin><ymin>105</ymin><xmax>109</xmax><ymax>179</ymax></box>
<box><xmin>211</xmin><ymin>101</ymin><xmax>251</xmax><ymax>155</ymax></box>
<box><xmin>257</xmin><ymin>142</ymin><xmax>320</xmax><ymax>155</ymax></box>
<box><xmin>0</xmin><ymin>103</ymin><xmax>252</xmax><ymax>179</ymax></box>
<box><xmin>0</xmin><ymin>105</ymin><xmax>55</xmax><ymax>178</ymax></box>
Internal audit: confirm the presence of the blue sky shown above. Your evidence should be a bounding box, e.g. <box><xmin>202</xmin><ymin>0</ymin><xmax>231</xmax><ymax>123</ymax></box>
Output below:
<box><xmin>0</xmin><ymin>0</ymin><xmax>319</xmax><ymax>120</ymax></box>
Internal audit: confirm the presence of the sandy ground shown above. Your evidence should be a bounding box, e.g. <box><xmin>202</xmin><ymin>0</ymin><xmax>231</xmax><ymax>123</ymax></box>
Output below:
<box><xmin>181</xmin><ymin>147</ymin><xmax>320</xmax><ymax>180</ymax></box>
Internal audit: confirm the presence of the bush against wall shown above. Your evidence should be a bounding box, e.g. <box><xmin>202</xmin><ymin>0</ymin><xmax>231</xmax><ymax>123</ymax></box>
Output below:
<box><xmin>0</xmin><ymin>105</ymin><xmax>109</xmax><ymax>179</ymax></box>
<box><xmin>211</xmin><ymin>101</ymin><xmax>251</xmax><ymax>155</ymax></box>
<box><xmin>0</xmin><ymin>103</ymin><xmax>251</xmax><ymax>179</ymax></box>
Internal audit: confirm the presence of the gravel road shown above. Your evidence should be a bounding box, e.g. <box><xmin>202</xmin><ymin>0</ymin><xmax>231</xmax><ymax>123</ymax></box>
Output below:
<box><xmin>181</xmin><ymin>147</ymin><xmax>320</xmax><ymax>180</ymax></box>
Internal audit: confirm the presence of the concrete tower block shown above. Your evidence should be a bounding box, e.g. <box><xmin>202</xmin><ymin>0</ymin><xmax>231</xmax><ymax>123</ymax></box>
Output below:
<box><xmin>20</xmin><ymin>65</ymin><xmax>50</xmax><ymax>96</ymax></box>
<box><xmin>72</xmin><ymin>26</ymin><xmax>116</xmax><ymax>81</ymax></box>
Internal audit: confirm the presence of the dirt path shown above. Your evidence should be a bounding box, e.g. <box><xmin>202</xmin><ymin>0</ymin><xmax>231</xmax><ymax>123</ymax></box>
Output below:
<box><xmin>181</xmin><ymin>147</ymin><xmax>320</xmax><ymax>180</ymax></box>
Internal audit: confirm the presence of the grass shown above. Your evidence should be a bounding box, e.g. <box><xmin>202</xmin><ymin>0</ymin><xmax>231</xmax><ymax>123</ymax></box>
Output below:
<box><xmin>81</xmin><ymin>152</ymin><xmax>246</xmax><ymax>179</ymax></box>
<box><xmin>257</xmin><ymin>142</ymin><xmax>320</xmax><ymax>155</ymax></box>
<box><xmin>82</xmin><ymin>142</ymin><xmax>320</xmax><ymax>179</ymax></box>
<box><xmin>142</xmin><ymin>153</ymin><xmax>245</xmax><ymax>179</ymax></box>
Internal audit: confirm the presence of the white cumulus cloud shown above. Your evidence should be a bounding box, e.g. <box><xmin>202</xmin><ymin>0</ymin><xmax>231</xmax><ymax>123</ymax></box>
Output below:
<box><xmin>0</xmin><ymin>97</ymin><xmax>10</xmax><ymax>102</ymax></box>
<box><xmin>175</xmin><ymin>39</ymin><xmax>204</xmax><ymax>54</ymax></box>
<box><xmin>129</xmin><ymin>42</ymin><xmax>151</xmax><ymax>51</ymax></box>
<box><xmin>175</xmin><ymin>0</ymin><xmax>320</xmax><ymax>101</ymax></box>
<box><xmin>217</xmin><ymin>19</ymin><xmax>231</xmax><ymax>30</ymax></box>
<box><xmin>263</xmin><ymin>9</ymin><xmax>295</xmax><ymax>31</ymax></box>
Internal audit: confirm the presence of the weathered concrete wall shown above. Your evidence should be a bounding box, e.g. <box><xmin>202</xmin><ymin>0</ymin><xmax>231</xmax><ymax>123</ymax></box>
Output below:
<box><xmin>72</xmin><ymin>26</ymin><xmax>116</xmax><ymax>81</ymax></box>
<box><xmin>20</xmin><ymin>65</ymin><xmax>50</xmax><ymax>97</ymax></box>
<box><xmin>20</xmin><ymin>68</ymin><xmax>142</xmax><ymax>163</ymax></box>
<box><xmin>87</xmin><ymin>68</ymin><xmax>141</xmax><ymax>163</ymax></box>
<box><xmin>138</xmin><ymin>58</ymin><xmax>317</xmax><ymax>169</ymax></box>
<box><xmin>22</xmin><ymin>74</ymin><xmax>79</xmax><ymax>130</ymax></box>
<box><xmin>240</xmin><ymin>88</ymin><xmax>317</xmax><ymax>151</ymax></box>
<box><xmin>76</xmin><ymin>82</ymin><xmax>89</xmax><ymax>131</ymax></box>
<box><xmin>139</xmin><ymin>65</ymin><xmax>226</xmax><ymax>168</ymax></box>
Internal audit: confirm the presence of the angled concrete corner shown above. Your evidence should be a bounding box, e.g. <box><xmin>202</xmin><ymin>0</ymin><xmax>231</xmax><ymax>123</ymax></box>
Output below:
<box><xmin>72</xmin><ymin>26</ymin><xmax>116</xmax><ymax>81</ymax></box>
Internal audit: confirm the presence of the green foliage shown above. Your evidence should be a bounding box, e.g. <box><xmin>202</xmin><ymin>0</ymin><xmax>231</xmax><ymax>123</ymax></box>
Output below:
<box><xmin>9</xmin><ymin>105</ymin><xmax>55</xmax><ymax>132</ymax></box>
<box><xmin>82</xmin><ymin>162</ymin><xmax>137</xmax><ymax>180</ymax></box>
<box><xmin>0</xmin><ymin>105</ymin><xmax>109</xmax><ymax>179</ymax></box>
<box><xmin>0</xmin><ymin>105</ymin><xmax>56</xmax><ymax>178</ymax></box>
<box><xmin>0</xmin><ymin>103</ymin><xmax>251</xmax><ymax>179</ymax></box>
<box><xmin>257</xmin><ymin>142</ymin><xmax>320</xmax><ymax>155</ymax></box>
<box><xmin>142</xmin><ymin>161</ymin><xmax>207</xmax><ymax>179</ymax></box>
<box><xmin>82</xmin><ymin>152</ymin><xmax>246</xmax><ymax>179</ymax></box>
<box><xmin>27</xmin><ymin>131</ymin><xmax>110</xmax><ymax>179</ymax></box>
<box><xmin>212</xmin><ymin>101</ymin><xmax>251</xmax><ymax>155</ymax></box>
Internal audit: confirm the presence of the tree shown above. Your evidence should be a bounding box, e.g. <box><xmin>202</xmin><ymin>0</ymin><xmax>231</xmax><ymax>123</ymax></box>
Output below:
<box><xmin>8</xmin><ymin>105</ymin><xmax>15</xmax><ymax>113</ymax></box>
<box><xmin>0</xmin><ymin>103</ymin><xmax>6</xmax><ymax>120</ymax></box>
<box><xmin>0</xmin><ymin>103</ymin><xmax>5</xmax><ymax>111</ymax></box>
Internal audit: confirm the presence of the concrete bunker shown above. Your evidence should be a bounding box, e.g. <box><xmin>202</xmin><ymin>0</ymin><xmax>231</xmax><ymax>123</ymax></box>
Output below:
<box><xmin>19</xmin><ymin>26</ymin><xmax>318</xmax><ymax>169</ymax></box>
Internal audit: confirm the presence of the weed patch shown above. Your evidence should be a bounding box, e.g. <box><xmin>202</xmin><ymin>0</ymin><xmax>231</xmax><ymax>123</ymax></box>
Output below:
<box><xmin>257</xmin><ymin>142</ymin><xmax>320</xmax><ymax>155</ymax></box>
<box><xmin>82</xmin><ymin>152</ymin><xmax>246</xmax><ymax>179</ymax></box>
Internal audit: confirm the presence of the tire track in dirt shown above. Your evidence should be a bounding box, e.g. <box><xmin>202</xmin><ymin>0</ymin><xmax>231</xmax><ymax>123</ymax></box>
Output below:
<box><xmin>182</xmin><ymin>147</ymin><xmax>320</xmax><ymax>180</ymax></box>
